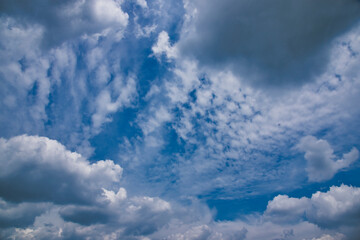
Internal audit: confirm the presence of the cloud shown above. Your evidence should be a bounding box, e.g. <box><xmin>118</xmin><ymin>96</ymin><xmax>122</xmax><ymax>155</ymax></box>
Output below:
<box><xmin>152</xmin><ymin>31</ymin><xmax>178</xmax><ymax>60</ymax></box>
<box><xmin>0</xmin><ymin>137</ymin><xmax>358</xmax><ymax>240</ymax></box>
<box><xmin>0</xmin><ymin>135</ymin><xmax>174</xmax><ymax>239</ymax></box>
<box><xmin>136</xmin><ymin>0</ymin><xmax>148</xmax><ymax>9</ymax></box>
<box><xmin>164</xmin><ymin>224</ymin><xmax>247</xmax><ymax>240</ymax></box>
<box><xmin>1</xmin><ymin>1</ymin><xmax>360</xmax><ymax>240</ymax></box>
<box><xmin>265</xmin><ymin>185</ymin><xmax>360</xmax><ymax>229</ymax></box>
<box><xmin>0</xmin><ymin>0</ymin><xmax>129</xmax><ymax>47</ymax></box>
<box><xmin>178</xmin><ymin>0</ymin><xmax>360</xmax><ymax>87</ymax></box>
<box><xmin>311</xmin><ymin>235</ymin><xmax>345</xmax><ymax>240</ymax></box>
<box><xmin>265</xmin><ymin>195</ymin><xmax>310</xmax><ymax>224</ymax></box>
<box><xmin>126</xmin><ymin>24</ymin><xmax>360</xmax><ymax>198</ymax></box>
<box><xmin>297</xmin><ymin>136</ymin><xmax>359</xmax><ymax>182</ymax></box>
<box><xmin>0</xmin><ymin>199</ymin><xmax>50</xmax><ymax>228</ymax></box>
<box><xmin>0</xmin><ymin>135</ymin><xmax>122</xmax><ymax>204</ymax></box>
<box><xmin>91</xmin><ymin>76</ymin><xmax>137</xmax><ymax>132</ymax></box>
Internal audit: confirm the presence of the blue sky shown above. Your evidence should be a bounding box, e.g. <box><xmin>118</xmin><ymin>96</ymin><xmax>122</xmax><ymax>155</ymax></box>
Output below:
<box><xmin>1</xmin><ymin>0</ymin><xmax>360</xmax><ymax>239</ymax></box>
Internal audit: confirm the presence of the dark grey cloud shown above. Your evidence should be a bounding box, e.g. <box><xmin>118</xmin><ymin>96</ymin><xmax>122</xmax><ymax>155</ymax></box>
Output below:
<box><xmin>0</xmin><ymin>199</ymin><xmax>50</xmax><ymax>228</ymax></box>
<box><xmin>0</xmin><ymin>0</ymin><xmax>128</xmax><ymax>48</ymax></box>
<box><xmin>60</xmin><ymin>206</ymin><xmax>111</xmax><ymax>226</ymax></box>
<box><xmin>179</xmin><ymin>0</ymin><xmax>360</xmax><ymax>87</ymax></box>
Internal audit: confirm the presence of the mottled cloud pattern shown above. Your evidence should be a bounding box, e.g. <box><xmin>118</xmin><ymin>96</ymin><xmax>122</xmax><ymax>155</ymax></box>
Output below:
<box><xmin>1</xmin><ymin>0</ymin><xmax>360</xmax><ymax>239</ymax></box>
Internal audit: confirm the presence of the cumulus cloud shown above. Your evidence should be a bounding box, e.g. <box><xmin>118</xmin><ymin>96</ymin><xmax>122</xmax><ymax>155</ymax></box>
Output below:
<box><xmin>0</xmin><ymin>199</ymin><xmax>50</xmax><ymax>228</ymax></box>
<box><xmin>298</xmin><ymin>136</ymin><xmax>359</xmax><ymax>182</ymax></box>
<box><xmin>0</xmin><ymin>135</ymin><xmax>122</xmax><ymax>204</ymax></box>
<box><xmin>265</xmin><ymin>185</ymin><xmax>360</xmax><ymax>230</ymax></box>
<box><xmin>265</xmin><ymin>195</ymin><xmax>310</xmax><ymax>224</ymax></box>
<box><xmin>178</xmin><ymin>0</ymin><xmax>360</xmax><ymax>87</ymax></box>
<box><xmin>0</xmin><ymin>0</ymin><xmax>129</xmax><ymax>47</ymax></box>
<box><xmin>0</xmin><ymin>136</ymin><xmax>358</xmax><ymax>240</ymax></box>
<box><xmin>0</xmin><ymin>135</ymin><xmax>174</xmax><ymax>239</ymax></box>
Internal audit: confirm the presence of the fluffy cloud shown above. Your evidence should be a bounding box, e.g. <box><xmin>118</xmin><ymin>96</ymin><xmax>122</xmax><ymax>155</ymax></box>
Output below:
<box><xmin>1</xmin><ymin>1</ymin><xmax>360</xmax><ymax>239</ymax></box>
<box><xmin>0</xmin><ymin>0</ymin><xmax>128</xmax><ymax>47</ymax></box>
<box><xmin>0</xmin><ymin>135</ymin><xmax>173</xmax><ymax>239</ymax></box>
<box><xmin>265</xmin><ymin>185</ymin><xmax>360</xmax><ymax>230</ymax></box>
<box><xmin>0</xmin><ymin>135</ymin><xmax>358</xmax><ymax>240</ymax></box>
<box><xmin>0</xmin><ymin>135</ymin><xmax>122</xmax><ymax>204</ymax></box>
<box><xmin>178</xmin><ymin>0</ymin><xmax>360</xmax><ymax>87</ymax></box>
<box><xmin>298</xmin><ymin>136</ymin><xmax>359</xmax><ymax>182</ymax></box>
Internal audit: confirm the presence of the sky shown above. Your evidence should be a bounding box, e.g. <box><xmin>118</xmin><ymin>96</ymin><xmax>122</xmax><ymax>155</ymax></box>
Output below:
<box><xmin>0</xmin><ymin>0</ymin><xmax>360</xmax><ymax>239</ymax></box>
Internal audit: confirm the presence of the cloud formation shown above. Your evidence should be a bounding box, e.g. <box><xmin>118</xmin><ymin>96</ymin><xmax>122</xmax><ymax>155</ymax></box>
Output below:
<box><xmin>0</xmin><ymin>0</ymin><xmax>129</xmax><ymax>47</ymax></box>
<box><xmin>266</xmin><ymin>185</ymin><xmax>360</xmax><ymax>230</ymax></box>
<box><xmin>0</xmin><ymin>135</ymin><xmax>122</xmax><ymax>204</ymax></box>
<box><xmin>179</xmin><ymin>0</ymin><xmax>360</xmax><ymax>87</ymax></box>
<box><xmin>0</xmin><ymin>135</ymin><xmax>174</xmax><ymax>239</ymax></box>
<box><xmin>298</xmin><ymin>136</ymin><xmax>359</xmax><ymax>182</ymax></box>
<box><xmin>1</xmin><ymin>0</ymin><xmax>360</xmax><ymax>239</ymax></box>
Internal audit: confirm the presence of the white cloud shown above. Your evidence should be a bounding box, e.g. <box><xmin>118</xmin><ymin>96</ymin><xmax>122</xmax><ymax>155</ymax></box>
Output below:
<box><xmin>266</xmin><ymin>185</ymin><xmax>360</xmax><ymax>229</ymax></box>
<box><xmin>0</xmin><ymin>137</ymin><xmax>358</xmax><ymax>240</ymax></box>
<box><xmin>265</xmin><ymin>195</ymin><xmax>310</xmax><ymax>224</ymax></box>
<box><xmin>0</xmin><ymin>0</ymin><xmax>129</xmax><ymax>47</ymax></box>
<box><xmin>91</xmin><ymin>0</ymin><xmax>129</xmax><ymax>25</ymax></box>
<box><xmin>136</xmin><ymin>0</ymin><xmax>148</xmax><ymax>9</ymax></box>
<box><xmin>152</xmin><ymin>31</ymin><xmax>178</xmax><ymax>60</ymax></box>
<box><xmin>297</xmin><ymin>136</ymin><xmax>359</xmax><ymax>182</ymax></box>
<box><xmin>91</xmin><ymin>75</ymin><xmax>137</xmax><ymax>132</ymax></box>
<box><xmin>0</xmin><ymin>135</ymin><xmax>174</xmax><ymax>239</ymax></box>
<box><xmin>312</xmin><ymin>234</ymin><xmax>345</xmax><ymax>240</ymax></box>
<box><xmin>138</xmin><ymin>106</ymin><xmax>172</xmax><ymax>136</ymax></box>
<box><xmin>0</xmin><ymin>135</ymin><xmax>122</xmax><ymax>204</ymax></box>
